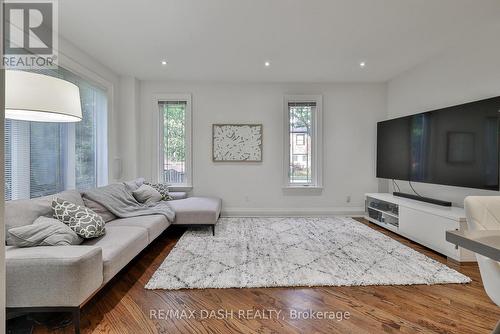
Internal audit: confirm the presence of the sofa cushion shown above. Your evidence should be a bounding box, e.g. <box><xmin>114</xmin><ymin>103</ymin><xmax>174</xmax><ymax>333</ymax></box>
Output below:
<box><xmin>8</xmin><ymin>217</ymin><xmax>83</xmax><ymax>247</ymax></box>
<box><xmin>6</xmin><ymin>245</ymin><xmax>103</xmax><ymax>307</ymax></box>
<box><xmin>106</xmin><ymin>215</ymin><xmax>170</xmax><ymax>243</ymax></box>
<box><xmin>169</xmin><ymin>197</ymin><xmax>222</xmax><ymax>225</ymax></box>
<box><xmin>83</xmin><ymin>226</ymin><xmax>148</xmax><ymax>283</ymax></box>
<box><xmin>52</xmin><ymin>198</ymin><xmax>106</xmax><ymax>239</ymax></box>
<box><xmin>82</xmin><ymin>196</ymin><xmax>117</xmax><ymax>223</ymax></box>
<box><xmin>5</xmin><ymin>190</ymin><xmax>84</xmax><ymax>245</ymax></box>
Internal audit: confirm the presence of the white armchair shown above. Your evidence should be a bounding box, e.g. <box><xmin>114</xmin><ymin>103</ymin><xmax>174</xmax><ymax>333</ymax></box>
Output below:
<box><xmin>464</xmin><ymin>196</ymin><xmax>500</xmax><ymax>306</ymax></box>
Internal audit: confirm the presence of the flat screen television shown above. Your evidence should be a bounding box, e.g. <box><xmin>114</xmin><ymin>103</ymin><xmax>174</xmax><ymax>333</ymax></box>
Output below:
<box><xmin>377</xmin><ymin>96</ymin><xmax>500</xmax><ymax>191</ymax></box>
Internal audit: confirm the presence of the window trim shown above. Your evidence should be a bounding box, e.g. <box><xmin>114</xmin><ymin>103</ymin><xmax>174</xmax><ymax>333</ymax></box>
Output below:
<box><xmin>283</xmin><ymin>94</ymin><xmax>323</xmax><ymax>189</ymax></box>
<box><xmin>153</xmin><ymin>93</ymin><xmax>193</xmax><ymax>190</ymax></box>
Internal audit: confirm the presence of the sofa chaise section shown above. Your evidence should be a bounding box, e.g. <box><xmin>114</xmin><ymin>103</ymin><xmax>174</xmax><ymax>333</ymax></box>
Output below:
<box><xmin>169</xmin><ymin>197</ymin><xmax>221</xmax><ymax>235</ymax></box>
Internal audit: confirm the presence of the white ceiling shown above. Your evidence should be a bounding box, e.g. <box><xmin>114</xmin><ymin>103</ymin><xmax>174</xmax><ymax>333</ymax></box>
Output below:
<box><xmin>59</xmin><ymin>0</ymin><xmax>500</xmax><ymax>82</ymax></box>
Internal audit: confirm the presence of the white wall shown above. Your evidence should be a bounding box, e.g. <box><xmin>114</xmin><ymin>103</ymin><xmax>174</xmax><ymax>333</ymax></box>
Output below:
<box><xmin>138</xmin><ymin>81</ymin><xmax>387</xmax><ymax>215</ymax></box>
<box><xmin>387</xmin><ymin>23</ymin><xmax>500</xmax><ymax>206</ymax></box>
<box><xmin>117</xmin><ymin>76</ymin><xmax>140</xmax><ymax>180</ymax></box>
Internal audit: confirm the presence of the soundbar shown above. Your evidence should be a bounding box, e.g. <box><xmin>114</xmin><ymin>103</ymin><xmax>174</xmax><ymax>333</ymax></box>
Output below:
<box><xmin>393</xmin><ymin>192</ymin><xmax>452</xmax><ymax>207</ymax></box>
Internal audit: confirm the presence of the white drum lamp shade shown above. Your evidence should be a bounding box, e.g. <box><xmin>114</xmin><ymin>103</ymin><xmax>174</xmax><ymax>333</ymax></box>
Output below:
<box><xmin>5</xmin><ymin>70</ymin><xmax>82</xmax><ymax>122</ymax></box>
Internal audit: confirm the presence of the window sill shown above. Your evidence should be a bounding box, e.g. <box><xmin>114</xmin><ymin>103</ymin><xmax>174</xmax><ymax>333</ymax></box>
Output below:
<box><xmin>282</xmin><ymin>185</ymin><xmax>323</xmax><ymax>195</ymax></box>
<box><xmin>283</xmin><ymin>185</ymin><xmax>323</xmax><ymax>189</ymax></box>
<box><xmin>169</xmin><ymin>185</ymin><xmax>193</xmax><ymax>192</ymax></box>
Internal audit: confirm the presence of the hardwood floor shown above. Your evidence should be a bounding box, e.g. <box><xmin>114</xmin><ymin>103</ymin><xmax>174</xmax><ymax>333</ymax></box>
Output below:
<box><xmin>30</xmin><ymin>218</ymin><xmax>499</xmax><ymax>334</ymax></box>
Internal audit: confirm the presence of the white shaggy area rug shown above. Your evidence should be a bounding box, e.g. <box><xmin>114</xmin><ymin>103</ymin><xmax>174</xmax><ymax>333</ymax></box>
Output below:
<box><xmin>145</xmin><ymin>217</ymin><xmax>470</xmax><ymax>290</ymax></box>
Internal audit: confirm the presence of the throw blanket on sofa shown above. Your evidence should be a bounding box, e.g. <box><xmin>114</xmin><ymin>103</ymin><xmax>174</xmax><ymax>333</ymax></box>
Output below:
<box><xmin>82</xmin><ymin>183</ymin><xmax>175</xmax><ymax>222</ymax></box>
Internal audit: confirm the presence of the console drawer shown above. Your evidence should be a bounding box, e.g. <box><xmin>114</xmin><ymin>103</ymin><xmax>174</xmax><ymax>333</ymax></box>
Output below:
<box><xmin>399</xmin><ymin>206</ymin><xmax>459</xmax><ymax>259</ymax></box>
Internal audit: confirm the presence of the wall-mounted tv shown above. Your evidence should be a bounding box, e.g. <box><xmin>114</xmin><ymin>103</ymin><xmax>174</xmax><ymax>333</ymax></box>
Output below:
<box><xmin>377</xmin><ymin>96</ymin><xmax>500</xmax><ymax>191</ymax></box>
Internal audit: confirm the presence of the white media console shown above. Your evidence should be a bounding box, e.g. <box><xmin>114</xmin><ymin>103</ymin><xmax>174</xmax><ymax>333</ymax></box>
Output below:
<box><xmin>364</xmin><ymin>193</ymin><xmax>476</xmax><ymax>262</ymax></box>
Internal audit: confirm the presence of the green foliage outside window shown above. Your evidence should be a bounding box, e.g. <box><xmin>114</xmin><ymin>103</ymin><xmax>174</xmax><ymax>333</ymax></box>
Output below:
<box><xmin>289</xmin><ymin>106</ymin><xmax>313</xmax><ymax>182</ymax></box>
<box><xmin>290</xmin><ymin>106</ymin><xmax>312</xmax><ymax>131</ymax></box>
<box><xmin>164</xmin><ymin>104</ymin><xmax>186</xmax><ymax>163</ymax></box>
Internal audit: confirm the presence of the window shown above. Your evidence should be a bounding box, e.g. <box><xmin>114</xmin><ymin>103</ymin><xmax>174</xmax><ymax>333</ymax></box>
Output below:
<box><xmin>4</xmin><ymin>67</ymin><xmax>108</xmax><ymax>200</ymax></box>
<box><xmin>296</xmin><ymin>133</ymin><xmax>305</xmax><ymax>146</ymax></box>
<box><xmin>157</xmin><ymin>94</ymin><xmax>192</xmax><ymax>187</ymax></box>
<box><xmin>283</xmin><ymin>95</ymin><xmax>323</xmax><ymax>188</ymax></box>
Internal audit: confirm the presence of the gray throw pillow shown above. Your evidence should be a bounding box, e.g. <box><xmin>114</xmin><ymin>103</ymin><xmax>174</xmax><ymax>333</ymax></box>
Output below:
<box><xmin>144</xmin><ymin>182</ymin><xmax>173</xmax><ymax>201</ymax></box>
<box><xmin>8</xmin><ymin>216</ymin><xmax>83</xmax><ymax>247</ymax></box>
<box><xmin>132</xmin><ymin>184</ymin><xmax>163</xmax><ymax>205</ymax></box>
<box><xmin>5</xmin><ymin>189</ymin><xmax>85</xmax><ymax>245</ymax></box>
<box><xmin>52</xmin><ymin>197</ymin><xmax>106</xmax><ymax>239</ymax></box>
<box><xmin>82</xmin><ymin>196</ymin><xmax>117</xmax><ymax>223</ymax></box>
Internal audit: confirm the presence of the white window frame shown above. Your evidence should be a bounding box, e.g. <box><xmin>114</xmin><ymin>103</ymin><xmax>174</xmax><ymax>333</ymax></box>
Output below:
<box><xmin>283</xmin><ymin>94</ymin><xmax>323</xmax><ymax>189</ymax></box>
<box><xmin>153</xmin><ymin>93</ymin><xmax>193</xmax><ymax>190</ymax></box>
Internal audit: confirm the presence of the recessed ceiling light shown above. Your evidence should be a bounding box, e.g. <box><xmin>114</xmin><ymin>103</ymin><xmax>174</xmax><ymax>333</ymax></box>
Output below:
<box><xmin>359</xmin><ymin>61</ymin><xmax>366</xmax><ymax>68</ymax></box>
<box><xmin>161</xmin><ymin>60</ymin><xmax>167</xmax><ymax>66</ymax></box>
<box><xmin>264</xmin><ymin>61</ymin><xmax>271</xmax><ymax>67</ymax></box>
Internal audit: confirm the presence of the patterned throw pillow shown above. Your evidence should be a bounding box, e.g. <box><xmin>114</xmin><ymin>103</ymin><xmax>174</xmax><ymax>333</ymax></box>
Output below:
<box><xmin>144</xmin><ymin>182</ymin><xmax>173</xmax><ymax>201</ymax></box>
<box><xmin>52</xmin><ymin>197</ymin><xmax>106</xmax><ymax>238</ymax></box>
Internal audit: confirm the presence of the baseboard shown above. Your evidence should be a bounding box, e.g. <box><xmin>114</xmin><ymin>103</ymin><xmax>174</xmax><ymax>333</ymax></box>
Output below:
<box><xmin>221</xmin><ymin>207</ymin><xmax>365</xmax><ymax>217</ymax></box>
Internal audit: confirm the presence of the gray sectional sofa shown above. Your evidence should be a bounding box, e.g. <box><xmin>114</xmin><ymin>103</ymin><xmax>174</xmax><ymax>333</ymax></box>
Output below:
<box><xmin>5</xmin><ymin>187</ymin><xmax>221</xmax><ymax>333</ymax></box>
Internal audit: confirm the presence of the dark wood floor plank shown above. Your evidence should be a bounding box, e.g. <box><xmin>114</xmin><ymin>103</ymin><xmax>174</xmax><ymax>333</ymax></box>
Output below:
<box><xmin>29</xmin><ymin>219</ymin><xmax>500</xmax><ymax>334</ymax></box>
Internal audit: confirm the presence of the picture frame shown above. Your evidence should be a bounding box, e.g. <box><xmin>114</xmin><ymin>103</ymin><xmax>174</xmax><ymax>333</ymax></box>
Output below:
<box><xmin>212</xmin><ymin>124</ymin><xmax>263</xmax><ymax>162</ymax></box>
